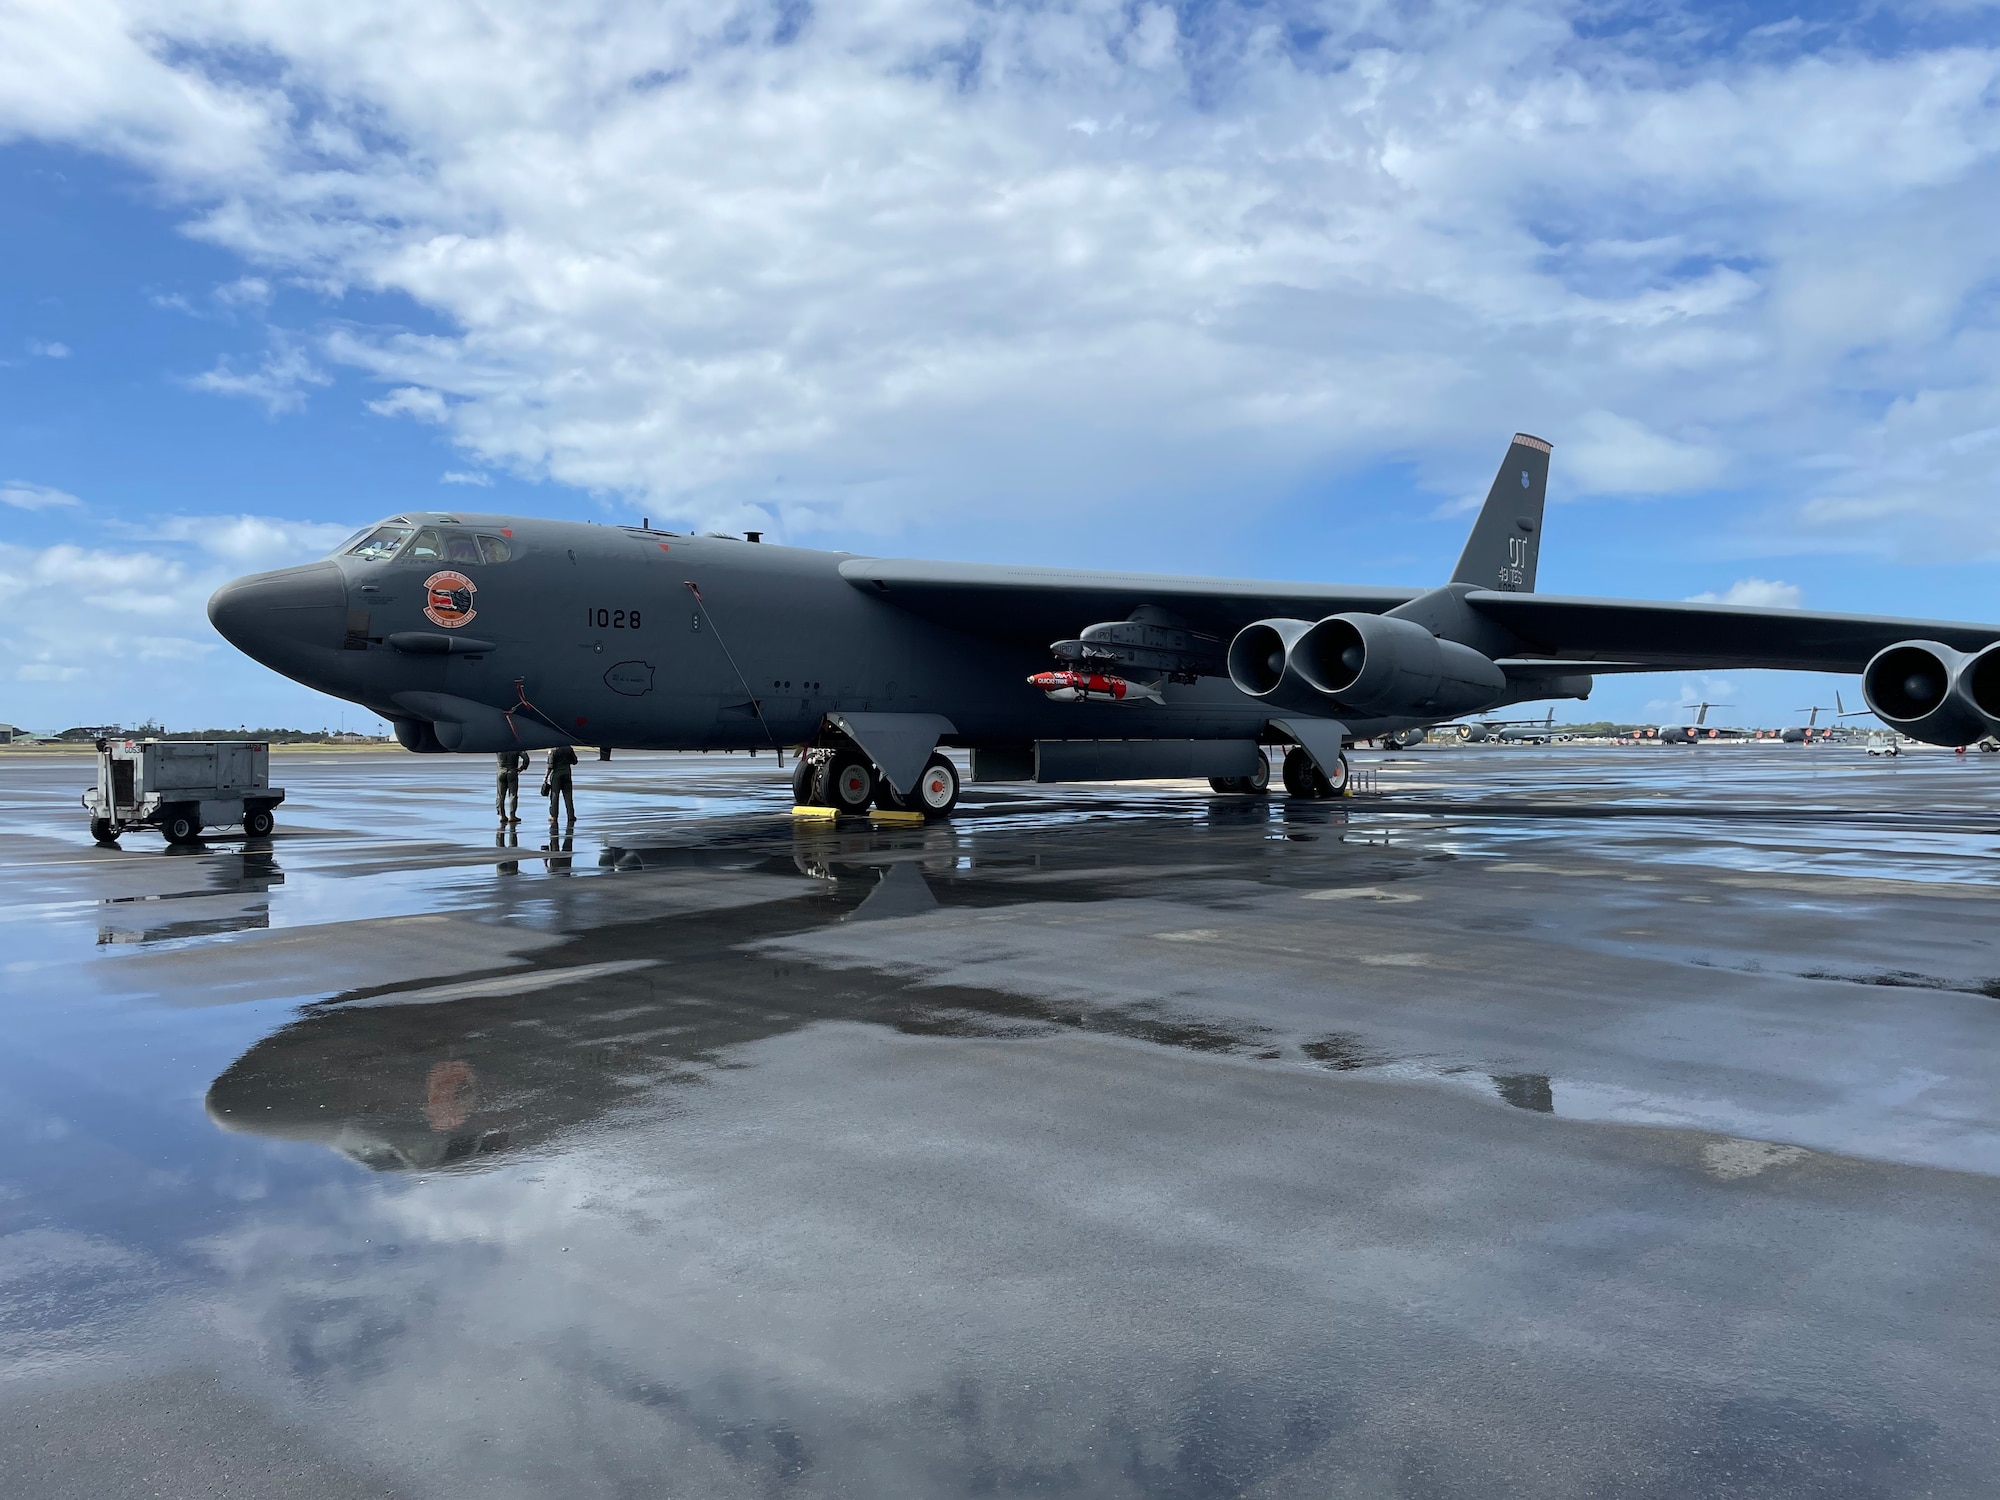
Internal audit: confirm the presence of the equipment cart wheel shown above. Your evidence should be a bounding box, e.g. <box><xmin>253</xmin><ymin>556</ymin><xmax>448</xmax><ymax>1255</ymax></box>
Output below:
<box><xmin>89</xmin><ymin>817</ymin><xmax>117</xmax><ymax>845</ymax></box>
<box><xmin>161</xmin><ymin>805</ymin><xmax>202</xmax><ymax>845</ymax></box>
<box><xmin>822</xmin><ymin>753</ymin><xmax>876</xmax><ymax>813</ymax></box>
<box><xmin>243</xmin><ymin>806</ymin><xmax>276</xmax><ymax>838</ymax></box>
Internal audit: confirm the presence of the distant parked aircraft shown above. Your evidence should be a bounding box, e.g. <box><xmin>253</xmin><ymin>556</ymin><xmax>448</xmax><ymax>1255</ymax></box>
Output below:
<box><xmin>1657</xmin><ymin>703</ymin><xmax>1748</xmax><ymax>744</ymax></box>
<box><xmin>1447</xmin><ymin>708</ymin><xmax>1558</xmax><ymax>743</ymax></box>
<box><xmin>1780</xmin><ymin>705</ymin><xmax>1838</xmax><ymax>744</ymax></box>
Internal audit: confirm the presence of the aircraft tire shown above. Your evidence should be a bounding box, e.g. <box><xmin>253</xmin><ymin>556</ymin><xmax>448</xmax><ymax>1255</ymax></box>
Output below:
<box><xmin>824</xmin><ymin>753</ymin><xmax>876</xmax><ymax>813</ymax></box>
<box><xmin>1281</xmin><ymin>747</ymin><xmax>1334</xmax><ymax>799</ymax></box>
<box><xmin>1325</xmin><ymin>751</ymin><xmax>1351</xmax><ymax>794</ymax></box>
<box><xmin>1211</xmin><ymin>755</ymin><xmax>1272</xmax><ymax>796</ymax></box>
<box><xmin>913</xmin><ymin>754</ymin><xmax>961</xmax><ymax>817</ymax></box>
<box><xmin>791</xmin><ymin>756</ymin><xmax>816</xmax><ymax>804</ymax></box>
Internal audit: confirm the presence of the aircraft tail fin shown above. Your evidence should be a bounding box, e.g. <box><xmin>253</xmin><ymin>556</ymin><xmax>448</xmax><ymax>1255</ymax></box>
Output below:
<box><xmin>1450</xmin><ymin>434</ymin><xmax>1551</xmax><ymax>593</ymax></box>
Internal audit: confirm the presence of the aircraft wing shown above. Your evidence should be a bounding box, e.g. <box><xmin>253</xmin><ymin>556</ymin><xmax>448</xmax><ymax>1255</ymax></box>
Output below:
<box><xmin>1466</xmin><ymin>593</ymin><xmax>2000</xmax><ymax>673</ymax></box>
<box><xmin>839</xmin><ymin>558</ymin><xmax>1417</xmax><ymax>643</ymax></box>
<box><xmin>840</xmin><ymin>559</ymin><xmax>2000</xmax><ymax>674</ymax></box>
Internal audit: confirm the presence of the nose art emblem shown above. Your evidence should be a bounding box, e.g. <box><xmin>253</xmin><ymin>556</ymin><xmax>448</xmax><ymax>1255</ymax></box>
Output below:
<box><xmin>422</xmin><ymin>570</ymin><xmax>478</xmax><ymax>628</ymax></box>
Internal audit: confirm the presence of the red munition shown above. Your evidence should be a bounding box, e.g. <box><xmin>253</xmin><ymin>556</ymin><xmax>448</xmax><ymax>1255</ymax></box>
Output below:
<box><xmin>1028</xmin><ymin>670</ymin><xmax>1163</xmax><ymax>704</ymax></box>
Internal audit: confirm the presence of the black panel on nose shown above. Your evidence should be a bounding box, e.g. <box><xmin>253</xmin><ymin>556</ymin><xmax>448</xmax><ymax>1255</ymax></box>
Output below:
<box><xmin>208</xmin><ymin>562</ymin><xmax>349</xmax><ymax>668</ymax></box>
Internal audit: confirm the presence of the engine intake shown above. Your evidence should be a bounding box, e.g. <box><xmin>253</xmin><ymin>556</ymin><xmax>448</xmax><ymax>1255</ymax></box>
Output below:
<box><xmin>1861</xmin><ymin>639</ymin><xmax>2000</xmax><ymax>747</ymax></box>
<box><xmin>1227</xmin><ymin>613</ymin><xmax>1506</xmax><ymax>719</ymax></box>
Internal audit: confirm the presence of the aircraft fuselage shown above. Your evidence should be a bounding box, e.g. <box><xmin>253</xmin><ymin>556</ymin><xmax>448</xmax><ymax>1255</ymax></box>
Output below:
<box><xmin>208</xmin><ymin>514</ymin><xmax>1458</xmax><ymax>753</ymax></box>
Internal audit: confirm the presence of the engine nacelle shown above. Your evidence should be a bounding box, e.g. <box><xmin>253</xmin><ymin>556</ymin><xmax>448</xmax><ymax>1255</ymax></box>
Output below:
<box><xmin>1228</xmin><ymin>613</ymin><xmax>1506</xmax><ymax>718</ymax></box>
<box><xmin>391</xmin><ymin>717</ymin><xmax>449</xmax><ymax>754</ymax></box>
<box><xmin>1225</xmin><ymin>617</ymin><xmax>1323</xmax><ymax>706</ymax></box>
<box><xmin>1861</xmin><ymin>640</ymin><xmax>2000</xmax><ymax>747</ymax></box>
<box><xmin>1294</xmin><ymin>613</ymin><xmax>1507</xmax><ymax>718</ymax></box>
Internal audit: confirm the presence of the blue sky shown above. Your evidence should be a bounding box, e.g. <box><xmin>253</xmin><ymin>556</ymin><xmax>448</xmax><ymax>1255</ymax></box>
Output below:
<box><xmin>4</xmin><ymin>0</ymin><xmax>1999</xmax><ymax>733</ymax></box>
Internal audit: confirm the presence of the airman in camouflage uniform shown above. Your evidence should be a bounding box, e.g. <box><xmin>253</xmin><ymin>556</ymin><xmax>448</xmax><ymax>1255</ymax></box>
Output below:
<box><xmin>545</xmin><ymin>744</ymin><xmax>578</xmax><ymax>824</ymax></box>
<box><xmin>495</xmin><ymin>749</ymin><xmax>527</xmax><ymax>823</ymax></box>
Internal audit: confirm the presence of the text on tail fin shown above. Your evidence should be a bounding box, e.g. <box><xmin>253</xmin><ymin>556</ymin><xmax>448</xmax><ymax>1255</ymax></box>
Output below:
<box><xmin>1451</xmin><ymin>433</ymin><xmax>1551</xmax><ymax>593</ymax></box>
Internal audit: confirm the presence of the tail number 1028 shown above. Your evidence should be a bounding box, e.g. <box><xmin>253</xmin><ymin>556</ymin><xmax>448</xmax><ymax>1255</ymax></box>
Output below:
<box><xmin>587</xmin><ymin>607</ymin><xmax>642</xmax><ymax>629</ymax></box>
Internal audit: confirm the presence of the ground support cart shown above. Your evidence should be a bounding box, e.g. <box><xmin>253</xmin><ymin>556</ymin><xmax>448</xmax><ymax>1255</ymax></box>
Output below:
<box><xmin>82</xmin><ymin>739</ymin><xmax>286</xmax><ymax>845</ymax></box>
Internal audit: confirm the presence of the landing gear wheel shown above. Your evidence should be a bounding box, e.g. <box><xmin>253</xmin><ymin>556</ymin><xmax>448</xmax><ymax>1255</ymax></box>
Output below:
<box><xmin>1209</xmin><ymin>753</ymin><xmax>1271</xmax><ymax>796</ymax></box>
<box><xmin>243</xmin><ymin>807</ymin><xmax>275</xmax><ymax>838</ymax></box>
<box><xmin>1324</xmin><ymin>751</ymin><xmax>1351</xmax><ymax>794</ymax></box>
<box><xmin>791</xmin><ymin>755</ymin><xmax>816</xmax><ymax>805</ymax></box>
<box><xmin>1282</xmin><ymin>747</ymin><xmax>1339</xmax><ymax>799</ymax></box>
<box><xmin>912</xmin><ymin>754</ymin><xmax>960</xmax><ymax>817</ymax></box>
<box><xmin>1245</xmin><ymin>752</ymin><xmax>1271</xmax><ymax>793</ymax></box>
<box><xmin>89</xmin><ymin>817</ymin><xmax>117</xmax><ymax>845</ymax></box>
<box><xmin>822</xmin><ymin>753</ymin><xmax>875</xmax><ymax>813</ymax></box>
<box><xmin>162</xmin><ymin>806</ymin><xmax>202</xmax><ymax>845</ymax></box>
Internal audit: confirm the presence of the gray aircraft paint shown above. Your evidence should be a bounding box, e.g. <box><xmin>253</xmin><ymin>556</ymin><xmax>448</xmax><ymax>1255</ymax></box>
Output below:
<box><xmin>208</xmin><ymin>436</ymin><xmax>2000</xmax><ymax>775</ymax></box>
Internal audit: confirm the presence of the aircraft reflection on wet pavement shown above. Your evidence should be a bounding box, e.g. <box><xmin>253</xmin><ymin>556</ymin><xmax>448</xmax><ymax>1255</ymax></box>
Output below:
<box><xmin>206</xmin><ymin>811</ymin><xmax>1564</xmax><ymax>1174</ymax></box>
<box><xmin>12</xmin><ymin>748</ymin><xmax>2000</xmax><ymax>1497</ymax></box>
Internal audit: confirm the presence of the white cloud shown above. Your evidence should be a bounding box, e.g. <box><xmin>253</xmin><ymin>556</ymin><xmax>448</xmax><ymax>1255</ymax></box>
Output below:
<box><xmin>1686</xmin><ymin>578</ymin><xmax>1804</xmax><ymax>608</ymax></box>
<box><xmin>367</xmin><ymin>385</ymin><xmax>449</xmax><ymax>423</ymax></box>
<box><xmin>1</xmin><ymin>480</ymin><xmax>82</xmax><ymax>511</ymax></box>
<box><xmin>0</xmin><ymin>1</ymin><xmax>1995</xmax><ymax>551</ymax></box>
<box><xmin>147</xmin><ymin>514</ymin><xmax>355</xmax><ymax>565</ymax></box>
<box><xmin>0</xmin><ymin>518</ymin><xmax>353</xmax><ymax>728</ymax></box>
<box><xmin>214</xmin><ymin>276</ymin><xmax>271</xmax><ymax>305</ymax></box>
<box><xmin>1566</xmin><ymin>412</ymin><xmax>1727</xmax><ymax>497</ymax></box>
<box><xmin>440</xmin><ymin>470</ymin><xmax>492</xmax><ymax>486</ymax></box>
<box><xmin>28</xmin><ymin>340</ymin><xmax>70</xmax><ymax>358</ymax></box>
<box><xmin>186</xmin><ymin>343</ymin><xmax>332</xmax><ymax>415</ymax></box>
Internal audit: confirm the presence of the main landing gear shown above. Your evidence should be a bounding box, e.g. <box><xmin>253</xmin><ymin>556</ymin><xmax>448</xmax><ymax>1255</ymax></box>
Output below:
<box><xmin>1207</xmin><ymin>747</ymin><xmax>1349</xmax><ymax>798</ymax></box>
<box><xmin>1281</xmin><ymin>746</ymin><xmax>1349</xmax><ymax>799</ymax></box>
<box><xmin>795</xmin><ymin>745</ymin><xmax>962</xmax><ymax>818</ymax></box>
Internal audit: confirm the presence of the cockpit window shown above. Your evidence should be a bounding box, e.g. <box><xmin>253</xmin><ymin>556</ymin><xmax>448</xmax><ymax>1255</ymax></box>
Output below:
<box><xmin>348</xmin><ymin>525</ymin><xmax>414</xmax><ymax>561</ymax></box>
<box><xmin>405</xmin><ymin>528</ymin><xmax>445</xmax><ymax>563</ymax></box>
<box><xmin>477</xmin><ymin>534</ymin><xmax>513</xmax><ymax>564</ymax></box>
<box><xmin>443</xmin><ymin>530</ymin><xmax>482</xmax><ymax>565</ymax></box>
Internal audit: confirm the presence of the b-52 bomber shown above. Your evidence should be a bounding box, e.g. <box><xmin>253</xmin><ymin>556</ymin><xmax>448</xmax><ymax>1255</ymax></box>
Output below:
<box><xmin>209</xmin><ymin>433</ymin><xmax>2000</xmax><ymax>818</ymax></box>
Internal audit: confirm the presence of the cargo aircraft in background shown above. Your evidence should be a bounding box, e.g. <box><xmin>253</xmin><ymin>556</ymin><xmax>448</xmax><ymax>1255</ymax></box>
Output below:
<box><xmin>208</xmin><ymin>433</ymin><xmax>2000</xmax><ymax>820</ymax></box>
<box><xmin>1442</xmin><ymin>709</ymin><xmax>1559</xmax><ymax>744</ymax></box>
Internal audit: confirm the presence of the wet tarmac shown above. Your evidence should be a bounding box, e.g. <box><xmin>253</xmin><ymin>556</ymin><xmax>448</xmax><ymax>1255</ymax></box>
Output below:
<box><xmin>2</xmin><ymin>744</ymin><xmax>1998</xmax><ymax>1497</ymax></box>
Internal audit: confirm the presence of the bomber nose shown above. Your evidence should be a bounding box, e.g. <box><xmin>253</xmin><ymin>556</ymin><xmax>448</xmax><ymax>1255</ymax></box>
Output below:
<box><xmin>208</xmin><ymin>561</ymin><xmax>349</xmax><ymax>667</ymax></box>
